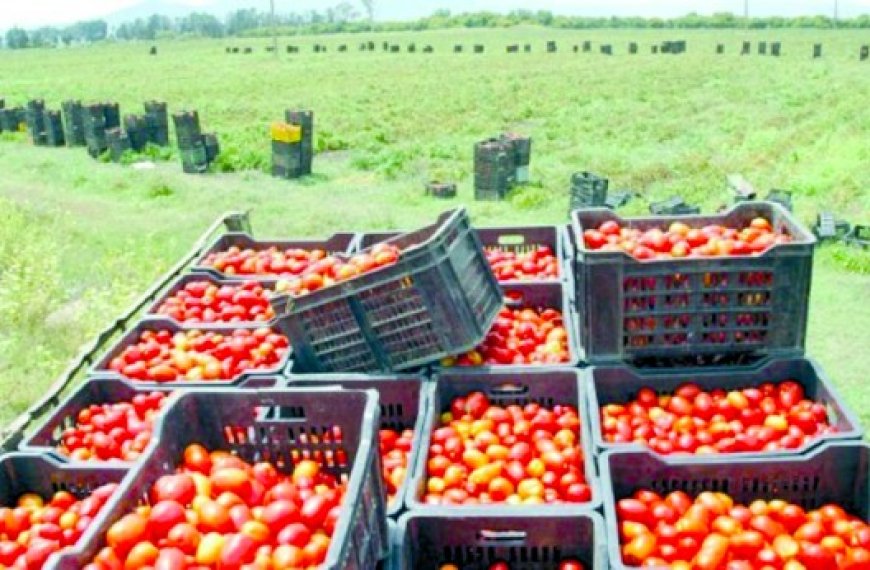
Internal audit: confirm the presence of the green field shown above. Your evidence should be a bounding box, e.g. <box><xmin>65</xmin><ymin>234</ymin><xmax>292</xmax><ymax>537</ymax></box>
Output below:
<box><xmin>0</xmin><ymin>27</ymin><xmax>868</xmax><ymax>435</ymax></box>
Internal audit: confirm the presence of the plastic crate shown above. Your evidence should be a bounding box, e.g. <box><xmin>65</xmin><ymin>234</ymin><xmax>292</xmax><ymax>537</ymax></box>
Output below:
<box><xmin>0</xmin><ymin>453</ymin><xmax>129</xmax><ymax>570</ymax></box>
<box><xmin>441</xmin><ymin>282</ymin><xmax>582</xmax><ymax>370</ymax></box>
<box><xmin>649</xmin><ymin>197</ymin><xmax>699</xmax><ymax>216</ymax></box>
<box><xmin>392</xmin><ymin>509</ymin><xmax>606</xmax><ymax>570</ymax></box>
<box><xmin>569</xmin><ymin>172</ymin><xmax>609</xmax><ymax>211</ymax></box>
<box><xmin>285</xmin><ymin>373</ymin><xmax>432</xmax><ymax>517</ymax></box>
<box><xmin>20</xmin><ymin>377</ymin><xmax>177</xmax><ymax>459</ymax></box>
<box><xmin>90</xmin><ymin>318</ymin><xmax>292</xmax><ymax>387</ymax></box>
<box><xmin>600</xmin><ymin>442</ymin><xmax>870</xmax><ymax>570</ymax></box>
<box><xmin>587</xmin><ymin>356</ymin><xmax>862</xmax><ymax>458</ymax></box>
<box><xmin>191</xmin><ymin>231</ymin><xmax>357</xmax><ymax>278</ymax></box>
<box><xmin>54</xmin><ymin>387</ymin><xmax>388</xmax><ymax>570</ymax></box>
<box><xmin>147</xmin><ymin>273</ymin><xmax>280</xmax><ymax>326</ymax></box>
<box><xmin>845</xmin><ymin>224</ymin><xmax>870</xmax><ymax>249</ymax></box>
<box><xmin>405</xmin><ymin>369</ymin><xmax>600</xmax><ymax>511</ymax></box>
<box><xmin>276</xmin><ymin>208</ymin><xmax>503</xmax><ymax>373</ymax></box>
<box><xmin>358</xmin><ymin>225</ymin><xmax>570</xmax><ymax>285</ymax></box>
<box><xmin>570</xmin><ymin>202</ymin><xmax>816</xmax><ymax>364</ymax></box>
<box><xmin>813</xmin><ymin>211</ymin><xmax>850</xmax><ymax>241</ymax></box>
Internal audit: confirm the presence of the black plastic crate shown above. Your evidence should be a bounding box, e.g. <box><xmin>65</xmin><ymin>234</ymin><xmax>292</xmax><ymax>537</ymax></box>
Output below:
<box><xmin>393</xmin><ymin>509</ymin><xmax>606</xmax><ymax>570</ymax></box>
<box><xmin>90</xmin><ymin>318</ymin><xmax>292</xmax><ymax>387</ymax></box>
<box><xmin>570</xmin><ymin>202</ymin><xmax>816</xmax><ymax>364</ymax></box>
<box><xmin>813</xmin><ymin>211</ymin><xmax>850</xmax><ymax>241</ymax></box>
<box><xmin>55</xmin><ymin>387</ymin><xmax>388</xmax><ymax>570</ymax></box>
<box><xmin>405</xmin><ymin>369</ymin><xmax>600</xmax><ymax>511</ymax></box>
<box><xmin>20</xmin><ymin>378</ymin><xmax>178</xmax><ymax>460</ymax></box>
<box><xmin>649</xmin><ymin>196</ymin><xmax>699</xmax><ymax>215</ymax></box>
<box><xmin>600</xmin><ymin>442</ymin><xmax>870</xmax><ymax>570</ymax></box>
<box><xmin>441</xmin><ymin>281</ymin><xmax>582</xmax><ymax>370</ymax></box>
<box><xmin>0</xmin><ymin>453</ymin><xmax>129</xmax><ymax>570</ymax></box>
<box><xmin>357</xmin><ymin>225</ymin><xmax>569</xmax><ymax>285</ymax></box>
<box><xmin>191</xmin><ymin>231</ymin><xmax>357</xmax><ymax>278</ymax></box>
<box><xmin>285</xmin><ymin>373</ymin><xmax>432</xmax><ymax>517</ymax></box>
<box><xmin>276</xmin><ymin>208</ymin><xmax>503</xmax><ymax>373</ymax></box>
<box><xmin>845</xmin><ymin>224</ymin><xmax>870</xmax><ymax>249</ymax></box>
<box><xmin>587</xmin><ymin>356</ymin><xmax>862</xmax><ymax>459</ymax></box>
<box><xmin>570</xmin><ymin>172</ymin><xmax>609</xmax><ymax>212</ymax></box>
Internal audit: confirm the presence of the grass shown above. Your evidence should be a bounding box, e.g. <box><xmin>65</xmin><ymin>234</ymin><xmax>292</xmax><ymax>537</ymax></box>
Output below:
<box><xmin>0</xmin><ymin>26</ymin><xmax>868</xmax><ymax>434</ymax></box>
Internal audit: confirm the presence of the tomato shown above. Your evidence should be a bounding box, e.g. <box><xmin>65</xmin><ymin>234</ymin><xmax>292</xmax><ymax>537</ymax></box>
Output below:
<box><xmin>107</xmin><ymin>513</ymin><xmax>149</xmax><ymax>554</ymax></box>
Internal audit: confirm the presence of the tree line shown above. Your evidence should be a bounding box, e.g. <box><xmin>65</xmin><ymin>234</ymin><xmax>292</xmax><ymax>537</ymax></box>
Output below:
<box><xmin>3</xmin><ymin>7</ymin><xmax>869</xmax><ymax>49</ymax></box>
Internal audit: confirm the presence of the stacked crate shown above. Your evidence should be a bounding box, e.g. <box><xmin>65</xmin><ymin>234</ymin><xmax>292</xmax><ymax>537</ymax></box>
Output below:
<box><xmin>61</xmin><ymin>100</ymin><xmax>86</xmax><ymax>146</ymax></box>
<box><xmin>143</xmin><ymin>100</ymin><xmax>169</xmax><ymax>146</ymax></box>
<box><xmin>42</xmin><ymin>109</ymin><xmax>65</xmax><ymax>147</ymax></box>
<box><xmin>123</xmin><ymin>114</ymin><xmax>149</xmax><ymax>152</ymax></box>
<box><xmin>82</xmin><ymin>103</ymin><xmax>109</xmax><ymax>158</ymax></box>
<box><xmin>25</xmin><ymin>99</ymin><xmax>47</xmax><ymax>145</ymax></box>
<box><xmin>500</xmin><ymin>131</ymin><xmax>532</xmax><ymax>183</ymax></box>
<box><xmin>270</xmin><ymin>120</ymin><xmax>304</xmax><ymax>178</ymax></box>
<box><xmin>285</xmin><ymin>108</ymin><xmax>314</xmax><ymax>175</ymax></box>
<box><xmin>569</xmin><ymin>171</ymin><xmax>608</xmax><ymax>212</ymax></box>
<box><xmin>172</xmin><ymin>110</ymin><xmax>219</xmax><ymax>173</ymax></box>
<box><xmin>473</xmin><ymin>138</ymin><xmax>515</xmax><ymax>200</ymax></box>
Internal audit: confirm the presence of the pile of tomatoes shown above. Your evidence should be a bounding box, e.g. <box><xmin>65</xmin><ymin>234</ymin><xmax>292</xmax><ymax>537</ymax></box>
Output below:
<box><xmin>273</xmin><ymin>243</ymin><xmax>400</xmax><ymax>298</ymax></box>
<box><xmin>200</xmin><ymin>246</ymin><xmax>332</xmax><ymax>278</ymax></box>
<box><xmin>444</xmin><ymin>306</ymin><xmax>570</xmax><ymax>366</ymax></box>
<box><xmin>0</xmin><ymin>483</ymin><xmax>118</xmax><ymax>569</ymax></box>
<box><xmin>485</xmin><ymin>245</ymin><xmax>559</xmax><ymax>281</ymax></box>
<box><xmin>582</xmin><ymin>218</ymin><xmax>792</xmax><ymax>260</ymax></box>
<box><xmin>155</xmin><ymin>281</ymin><xmax>275</xmax><ymax>324</ymax></box>
<box><xmin>86</xmin><ymin>445</ymin><xmax>347</xmax><ymax>570</ymax></box>
<box><xmin>441</xmin><ymin>561</ymin><xmax>584</xmax><ymax>570</ymax></box>
<box><xmin>59</xmin><ymin>391</ymin><xmax>168</xmax><ymax>461</ymax></box>
<box><xmin>422</xmin><ymin>391</ymin><xmax>592</xmax><ymax>506</ymax></box>
<box><xmin>106</xmin><ymin>328</ymin><xmax>289</xmax><ymax>383</ymax></box>
<box><xmin>379</xmin><ymin>428</ymin><xmax>413</xmax><ymax>506</ymax></box>
<box><xmin>599</xmin><ymin>380</ymin><xmax>835</xmax><ymax>455</ymax></box>
<box><xmin>617</xmin><ymin>490</ymin><xmax>870</xmax><ymax>569</ymax></box>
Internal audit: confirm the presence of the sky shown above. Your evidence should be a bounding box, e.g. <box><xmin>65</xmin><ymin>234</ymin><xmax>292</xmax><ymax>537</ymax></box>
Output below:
<box><xmin>1</xmin><ymin>0</ymin><xmax>868</xmax><ymax>29</ymax></box>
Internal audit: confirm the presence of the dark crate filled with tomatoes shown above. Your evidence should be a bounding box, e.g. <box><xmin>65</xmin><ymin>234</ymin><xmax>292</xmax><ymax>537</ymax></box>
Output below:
<box><xmin>440</xmin><ymin>282</ymin><xmax>580</xmax><ymax>368</ymax></box>
<box><xmin>148</xmin><ymin>274</ymin><xmax>282</xmax><ymax>326</ymax></box>
<box><xmin>405</xmin><ymin>369</ymin><xmax>600</xmax><ymax>511</ymax></box>
<box><xmin>588</xmin><ymin>357</ymin><xmax>862</xmax><ymax>458</ymax></box>
<box><xmin>571</xmin><ymin>202</ymin><xmax>815</xmax><ymax>364</ymax></box>
<box><xmin>600</xmin><ymin>441</ymin><xmax>870</xmax><ymax>570</ymax></box>
<box><xmin>91</xmin><ymin>319</ymin><xmax>291</xmax><ymax>386</ymax></box>
<box><xmin>356</xmin><ymin>225</ymin><xmax>568</xmax><ymax>284</ymax></box>
<box><xmin>275</xmin><ymin>208</ymin><xmax>503</xmax><ymax>374</ymax></box>
<box><xmin>0</xmin><ymin>453</ymin><xmax>128</xmax><ymax>569</ymax></box>
<box><xmin>54</xmin><ymin>387</ymin><xmax>388</xmax><ymax>570</ymax></box>
<box><xmin>284</xmin><ymin>373</ymin><xmax>432</xmax><ymax>518</ymax></box>
<box><xmin>191</xmin><ymin>232</ymin><xmax>357</xmax><ymax>279</ymax></box>
<box><xmin>392</xmin><ymin>510</ymin><xmax>607</xmax><ymax>570</ymax></box>
<box><xmin>21</xmin><ymin>378</ymin><xmax>175</xmax><ymax>462</ymax></box>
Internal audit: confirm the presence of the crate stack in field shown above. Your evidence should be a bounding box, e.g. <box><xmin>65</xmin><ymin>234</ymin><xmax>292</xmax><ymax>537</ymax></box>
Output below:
<box><xmin>172</xmin><ymin>109</ymin><xmax>219</xmax><ymax>173</ymax></box>
<box><xmin>82</xmin><ymin>103</ymin><xmax>109</xmax><ymax>158</ymax></box>
<box><xmin>42</xmin><ymin>109</ymin><xmax>65</xmax><ymax>147</ymax></box>
<box><xmin>61</xmin><ymin>100</ymin><xmax>85</xmax><ymax>146</ymax></box>
<box><xmin>144</xmin><ymin>101</ymin><xmax>169</xmax><ymax>146</ymax></box>
<box><xmin>270</xmin><ymin>120</ymin><xmax>304</xmax><ymax>178</ymax></box>
<box><xmin>24</xmin><ymin>99</ymin><xmax>47</xmax><ymax>145</ymax></box>
<box><xmin>569</xmin><ymin>171</ymin><xmax>609</xmax><ymax>212</ymax></box>
<box><xmin>500</xmin><ymin>131</ymin><xmax>532</xmax><ymax>183</ymax></box>
<box><xmin>285</xmin><ymin>108</ymin><xmax>314</xmax><ymax>175</ymax></box>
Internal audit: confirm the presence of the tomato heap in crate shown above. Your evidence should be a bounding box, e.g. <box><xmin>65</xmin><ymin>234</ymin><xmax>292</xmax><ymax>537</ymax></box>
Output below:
<box><xmin>154</xmin><ymin>280</ymin><xmax>276</xmax><ymax>324</ymax></box>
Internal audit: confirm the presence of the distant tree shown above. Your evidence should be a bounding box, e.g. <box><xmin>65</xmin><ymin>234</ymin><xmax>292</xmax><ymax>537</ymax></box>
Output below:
<box><xmin>6</xmin><ymin>27</ymin><xmax>29</xmax><ymax>49</ymax></box>
<box><xmin>360</xmin><ymin>0</ymin><xmax>374</xmax><ymax>27</ymax></box>
<box><xmin>179</xmin><ymin>12</ymin><xmax>225</xmax><ymax>37</ymax></box>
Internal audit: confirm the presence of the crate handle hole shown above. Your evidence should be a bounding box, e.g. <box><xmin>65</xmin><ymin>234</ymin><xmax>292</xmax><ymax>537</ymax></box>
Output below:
<box><xmin>496</xmin><ymin>234</ymin><xmax>526</xmax><ymax>246</ymax></box>
<box><xmin>503</xmin><ymin>290</ymin><xmax>526</xmax><ymax>305</ymax></box>
<box><xmin>488</xmin><ymin>383</ymin><xmax>529</xmax><ymax>396</ymax></box>
<box><xmin>260</xmin><ymin>406</ymin><xmax>307</xmax><ymax>422</ymax></box>
<box><xmin>477</xmin><ymin>529</ymin><xmax>528</xmax><ymax>542</ymax></box>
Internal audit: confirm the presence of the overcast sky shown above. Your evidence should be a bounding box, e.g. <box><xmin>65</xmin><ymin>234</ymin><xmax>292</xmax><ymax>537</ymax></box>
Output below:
<box><xmin>2</xmin><ymin>0</ymin><xmax>868</xmax><ymax>29</ymax></box>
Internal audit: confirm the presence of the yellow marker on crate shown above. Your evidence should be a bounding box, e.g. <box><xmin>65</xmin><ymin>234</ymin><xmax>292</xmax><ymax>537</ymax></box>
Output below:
<box><xmin>270</xmin><ymin>122</ymin><xmax>301</xmax><ymax>143</ymax></box>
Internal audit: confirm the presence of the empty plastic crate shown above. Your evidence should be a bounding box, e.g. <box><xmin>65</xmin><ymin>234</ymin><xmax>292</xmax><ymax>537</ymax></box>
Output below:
<box><xmin>285</xmin><ymin>373</ymin><xmax>432</xmax><ymax>517</ymax></box>
<box><xmin>275</xmin><ymin>208</ymin><xmax>503</xmax><ymax>373</ymax></box>
<box><xmin>600</xmin><ymin>441</ymin><xmax>870</xmax><ymax>570</ymax></box>
<box><xmin>54</xmin><ymin>387</ymin><xmax>388</xmax><ymax>570</ymax></box>
<box><xmin>845</xmin><ymin>225</ymin><xmax>870</xmax><ymax>249</ymax></box>
<box><xmin>357</xmin><ymin>225</ymin><xmax>570</xmax><ymax>285</ymax></box>
<box><xmin>20</xmin><ymin>377</ymin><xmax>177</xmax><ymax>460</ymax></box>
<box><xmin>405</xmin><ymin>369</ymin><xmax>600</xmax><ymax>511</ymax></box>
<box><xmin>392</xmin><ymin>509</ymin><xmax>607</xmax><ymax>570</ymax></box>
<box><xmin>0</xmin><ymin>453</ymin><xmax>129</xmax><ymax>570</ymax></box>
<box><xmin>570</xmin><ymin>202</ymin><xmax>816</xmax><ymax>364</ymax></box>
<box><xmin>90</xmin><ymin>318</ymin><xmax>292</xmax><ymax>387</ymax></box>
<box><xmin>569</xmin><ymin>172</ymin><xmax>609</xmax><ymax>211</ymax></box>
<box><xmin>587</xmin><ymin>356</ymin><xmax>862</xmax><ymax>458</ymax></box>
<box><xmin>441</xmin><ymin>281</ymin><xmax>582</xmax><ymax>369</ymax></box>
<box><xmin>147</xmin><ymin>273</ymin><xmax>280</xmax><ymax>326</ymax></box>
<box><xmin>191</xmin><ymin>231</ymin><xmax>358</xmax><ymax>278</ymax></box>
